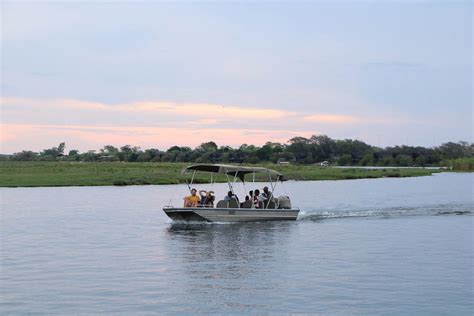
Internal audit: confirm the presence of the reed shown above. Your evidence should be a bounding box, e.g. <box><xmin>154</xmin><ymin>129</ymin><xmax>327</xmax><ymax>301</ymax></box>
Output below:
<box><xmin>442</xmin><ymin>158</ymin><xmax>474</xmax><ymax>171</ymax></box>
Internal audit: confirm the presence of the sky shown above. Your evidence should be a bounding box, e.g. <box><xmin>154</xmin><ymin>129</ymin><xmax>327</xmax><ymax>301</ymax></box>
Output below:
<box><xmin>1</xmin><ymin>1</ymin><xmax>472</xmax><ymax>154</ymax></box>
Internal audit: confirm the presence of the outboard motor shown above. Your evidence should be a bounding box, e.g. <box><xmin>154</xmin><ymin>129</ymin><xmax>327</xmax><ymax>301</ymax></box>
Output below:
<box><xmin>277</xmin><ymin>196</ymin><xmax>291</xmax><ymax>209</ymax></box>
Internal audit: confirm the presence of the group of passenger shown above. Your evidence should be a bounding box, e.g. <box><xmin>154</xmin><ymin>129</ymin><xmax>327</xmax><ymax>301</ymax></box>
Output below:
<box><xmin>246</xmin><ymin>186</ymin><xmax>273</xmax><ymax>208</ymax></box>
<box><xmin>183</xmin><ymin>186</ymin><xmax>273</xmax><ymax>209</ymax></box>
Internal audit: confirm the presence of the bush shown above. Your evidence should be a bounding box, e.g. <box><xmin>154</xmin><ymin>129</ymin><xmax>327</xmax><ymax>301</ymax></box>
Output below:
<box><xmin>443</xmin><ymin>158</ymin><xmax>474</xmax><ymax>171</ymax></box>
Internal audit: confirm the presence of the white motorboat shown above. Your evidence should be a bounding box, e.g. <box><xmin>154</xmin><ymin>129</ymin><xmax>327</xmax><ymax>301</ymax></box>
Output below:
<box><xmin>163</xmin><ymin>164</ymin><xmax>300</xmax><ymax>222</ymax></box>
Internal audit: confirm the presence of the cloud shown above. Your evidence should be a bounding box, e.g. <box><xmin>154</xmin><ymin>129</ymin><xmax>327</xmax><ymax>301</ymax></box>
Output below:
<box><xmin>1</xmin><ymin>97</ymin><xmax>361</xmax><ymax>130</ymax></box>
<box><xmin>117</xmin><ymin>101</ymin><xmax>295</xmax><ymax>119</ymax></box>
<box><xmin>1</xmin><ymin>123</ymin><xmax>314</xmax><ymax>153</ymax></box>
<box><xmin>1</xmin><ymin>97</ymin><xmax>295</xmax><ymax>120</ymax></box>
<box><xmin>0</xmin><ymin>97</ymin><xmax>420</xmax><ymax>153</ymax></box>
<box><xmin>303</xmin><ymin>114</ymin><xmax>357</xmax><ymax>123</ymax></box>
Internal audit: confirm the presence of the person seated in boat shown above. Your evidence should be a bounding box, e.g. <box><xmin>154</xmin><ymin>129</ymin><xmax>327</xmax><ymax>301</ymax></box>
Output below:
<box><xmin>254</xmin><ymin>189</ymin><xmax>269</xmax><ymax>208</ymax></box>
<box><xmin>199</xmin><ymin>190</ymin><xmax>215</xmax><ymax>207</ymax></box>
<box><xmin>183</xmin><ymin>188</ymin><xmax>200</xmax><ymax>207</ymax></box>
<box><xmin>224</xmin><ymin>190</ymin><xmax>239</xmax><ymax>202</ymax></box>
<box><xmin>253</xmin><ymin>189</ymin><xmax>263</xmax><ymax>208</ymax></box>
<box><xmin>199</xmin><ymin>190</ymin><xmax>207</xmax><ymax>205</ymax></box>
<box><xmin>208</xmin><ymin>191</ymin><xmax>215</xmax><ymax>206</ymax></box>
<box><xmin>248</xmin><ymin>190</ymin><xmax>254</xmax><ymax>200</ymax></box>
<box><xmin>262</xmin><ymin>186</ymin><xmax>273</xmax><ymax>207</ymax></box>
<box><xmin>241</xmin><ymin>195</ymin><xmax>251</xmax><ymax>208</ymax></box>
<box><xmin>240</xmin><ymin>191</ymin><xmax>253</xmax><ymax>208</ymax></box>
<box><xmin>262</xmin><ymin>186</ymin><xmax>273</xmax><ymax>201</ymax></box>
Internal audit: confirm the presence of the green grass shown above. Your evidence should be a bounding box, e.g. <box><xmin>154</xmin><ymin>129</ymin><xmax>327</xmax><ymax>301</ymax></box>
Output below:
<box><xmin>0</xmin><ymin>161</ymin><xmax>441</xmax><ymax>187</ymax></box>
<box><xmin>442</xmin><ymin>158</ymin><xmax>474</xmax><ymax>171</ymax></box>
<box><xmin>271</xmin><ymin>164</ymin><xmax>441</xmax><ymax>181</ymax></box>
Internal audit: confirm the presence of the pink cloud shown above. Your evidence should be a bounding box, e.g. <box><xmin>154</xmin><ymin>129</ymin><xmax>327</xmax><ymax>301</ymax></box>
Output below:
<box><xmin>1</xmin><ymin>123</ymin><xmax>314</xmax><ymax>153</ymax></box>
<box><xmin>1</xmin><ymin>97</ymin><xmax>415</xmax><ymax>153</ymax></box>
<box><xmin>1</xmin><ymin>97</ymin><xmax>295</xmax><ymax>120</ymax></box>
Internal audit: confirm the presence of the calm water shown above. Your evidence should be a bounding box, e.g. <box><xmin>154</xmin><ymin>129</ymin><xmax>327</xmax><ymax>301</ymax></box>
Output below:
<box><xmin>1</xmin><ymin>173</ymin><xmax>473</xmax><ymax>314</ymax></box>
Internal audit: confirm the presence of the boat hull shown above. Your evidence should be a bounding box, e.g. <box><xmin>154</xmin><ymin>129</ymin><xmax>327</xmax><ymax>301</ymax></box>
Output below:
<box><xmin>163</xmin><ymin>207</ymin><xmax>299</xmax><ymax>222</ymax></box>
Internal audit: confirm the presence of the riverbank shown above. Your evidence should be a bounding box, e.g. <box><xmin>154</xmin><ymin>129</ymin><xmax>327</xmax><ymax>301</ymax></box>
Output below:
<box><xmin>0</xmin><ymin>161</ymin><xmax>444</xmax><ymax>187</ymax></box>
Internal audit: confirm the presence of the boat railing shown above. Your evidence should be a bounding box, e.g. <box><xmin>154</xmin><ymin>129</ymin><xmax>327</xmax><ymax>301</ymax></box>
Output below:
<box><xmin>174</xmin><ymin>196</ymin><xmax>291</xmax><ymax>210</ymax></box>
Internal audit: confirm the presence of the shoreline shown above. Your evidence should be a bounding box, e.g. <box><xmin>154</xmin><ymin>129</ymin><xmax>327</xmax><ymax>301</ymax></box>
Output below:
<box><xmin>0</xmin><ymin>174</ymin><xmax>447</xmax><ymax>188</ymax></box>
<box><xmin>0</xmin><ymin>161</ymin><xmax>447</xmax><ymax>188</ymax></box>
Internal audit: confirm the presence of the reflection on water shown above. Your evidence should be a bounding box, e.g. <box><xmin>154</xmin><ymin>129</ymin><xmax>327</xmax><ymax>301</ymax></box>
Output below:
<box><xmin>166</xmin><ymin>221</ymin><xmax>292</xmax><ymax>252</ymax></box>
<box><xmin>166</xmin><ymin>221</ymin><xmax>293</xmax><ymax>277</ymax></box>
<box><xmin>164</xmin><ymin>222</ymin><xmax>297</xmax><ymax>312</ymax></box>
<box><xmin>1</xmin><ymin>172</ymin><xmax>473</xmax><ymax>314</ymax></box>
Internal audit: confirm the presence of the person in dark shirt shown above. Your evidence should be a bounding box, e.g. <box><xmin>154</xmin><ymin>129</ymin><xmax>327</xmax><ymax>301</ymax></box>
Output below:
<box><xmin>224</xmin><ymin>190</ymin><xmax>239</xmax><ymax>202</ymax></box>
<box><xmin>262</xmin><ymin>186</ymin><xmax>272</xmax><ymax>199</ymax></box>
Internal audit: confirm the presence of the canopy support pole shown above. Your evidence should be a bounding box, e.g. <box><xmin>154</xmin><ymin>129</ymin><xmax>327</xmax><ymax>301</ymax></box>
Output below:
<box><xmin>269</xmin><ymin>171</ymin><xmax>276</xmax><ymax>193</ymax></box>
<box><xmin>224</xmin><ymin>167</ymin><xmax>234</xmax><ymax>194</ymax></box>
<box><xmin>251</xmin><ymin>171</ymin><xmax>256</xmax><ymax>208</ymax></box>
<box><xmin>266</xmin><ymin>171</ymin><xmax>276</xmax><ymax>209</ymax></box>
<box><xmin>233</xmin><ymin>172</ymin><xmax>238</xmax><ymax>187</ymax></box>
<box><xmin>226</xmin><ymin>173</ymin><xmax>234</xmax><ymax>193</ymax></box>
<box><xmin>186</xmin><ymin>170</ymin><xmax>196</xmax><ymax>194</ymax></box>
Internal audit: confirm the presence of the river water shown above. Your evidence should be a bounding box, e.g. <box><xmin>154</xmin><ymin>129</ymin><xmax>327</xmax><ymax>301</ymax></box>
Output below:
<box><xmin>1</xmin><ymin>172</ymin><xmax>473</xmax><ymax>314</ymax></box>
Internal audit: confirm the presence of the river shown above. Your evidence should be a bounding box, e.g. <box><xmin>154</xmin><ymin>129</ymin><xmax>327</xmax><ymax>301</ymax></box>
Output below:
<box><xmin>1</xmin><ymin>172</ymin><xmax>472</xmax><ymax>314</ymax></box>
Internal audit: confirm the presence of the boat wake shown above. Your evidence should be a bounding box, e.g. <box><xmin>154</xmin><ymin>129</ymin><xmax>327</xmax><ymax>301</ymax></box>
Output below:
<box><xmin>297</xmin><ymin>203</ymin><xmax>472</xmax><ymax>221</ymax></box>
<box><xmin>165</xmin><ymin>218</ymin><xmax>235</xmax><ymax>225</ymax></box>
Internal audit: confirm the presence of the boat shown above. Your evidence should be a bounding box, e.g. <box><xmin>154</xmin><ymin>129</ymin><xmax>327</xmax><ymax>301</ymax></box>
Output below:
<box><xmin>163</xmin><ymin>164</ymin><xmax>300</xmax><ymax>222</ymax></box>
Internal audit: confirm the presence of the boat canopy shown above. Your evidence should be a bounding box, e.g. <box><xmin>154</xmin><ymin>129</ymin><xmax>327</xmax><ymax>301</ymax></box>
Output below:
<box><xmin>182</xmin><ymin>164</ymin><xmax>283</xmax><ymax>182</ymax></box>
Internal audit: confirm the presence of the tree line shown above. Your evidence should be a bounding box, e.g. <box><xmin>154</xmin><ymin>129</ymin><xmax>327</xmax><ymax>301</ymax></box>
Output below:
<box><xmin>4</xmin><ymin>135</ymin><xmax>473</xmax><ymax>167</ymax></box>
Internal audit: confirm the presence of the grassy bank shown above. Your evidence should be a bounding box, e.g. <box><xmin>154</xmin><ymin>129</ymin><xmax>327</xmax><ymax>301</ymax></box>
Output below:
<box><xmin>0</xmin><ymin>162</ymin><xmax>442</xmax><ymax>187</ymax></box>
<box><xmin>442</xmin><ymin>158</ymin><xmax>474</xmax><ymax>171</ymax></box>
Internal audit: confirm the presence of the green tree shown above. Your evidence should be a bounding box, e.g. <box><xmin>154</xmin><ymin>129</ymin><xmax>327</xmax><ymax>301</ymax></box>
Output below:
<box><xmin>196</xmin><ymin>141</ymin><xmax>218</xmax><ymax>152</ymax></box>
<box><xmin>396</xmin><ymin>155</ymin><xmax>413</xmax><ymax>166</ymax></box>
<box><xmin>415</xmin><ymin>156</ymin><xmax>427</xmax><ymax>166</ymax></box>
<box><xmin>437</xmin><ymin>142</ymin><xmax>468</xmax><ymax>159</ymax></box>
<box><xmin>287</xmin><ymin>137</ymin><xmax>310</xmax><ymax>162</ymax></box>
<box><xmin>256</xmin><ymin>143</ymin><xmax>275</xmax><ymax>161</ymax></box>
<box><xmin>12</xmin><ymin>151</ymin><xmax>38</xmax><ymax>161</ymax></box>
<box><xmin>137</xmin><ymin>151</ymin><xmax>152</xmax><ymax>162</ymax></box>
<box><xmin>41</xmin><ymin>142</ymin><xmax>66</xmax><ymax>158</ymax></box>
<box><xmin>81</xmin><ymin>150</ymin><xmax>99</xmax><ymax>162</ymax></box>
<box><xmin>359</xmin><ymin>153</ymin><xmax>375</xmax><ymax>166</ymax></box>
<box><xmin>338</xmin><ymin>154</ymin><xmax>352</xmax><ymax>166</ymax></box>
<box><xmin>66</xmin><ymin>149</ymin><xmax>80</xmax><ymax>161</ymax></box>
<box><xmin>101</xmin><ymin>145</ymin><xmax>119</xmax><ymax>155</ymax></box>
<box><xmin>145</xmin><ymin>149</ymin><xmax>161</xmax><ymax>160</ymax></box>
